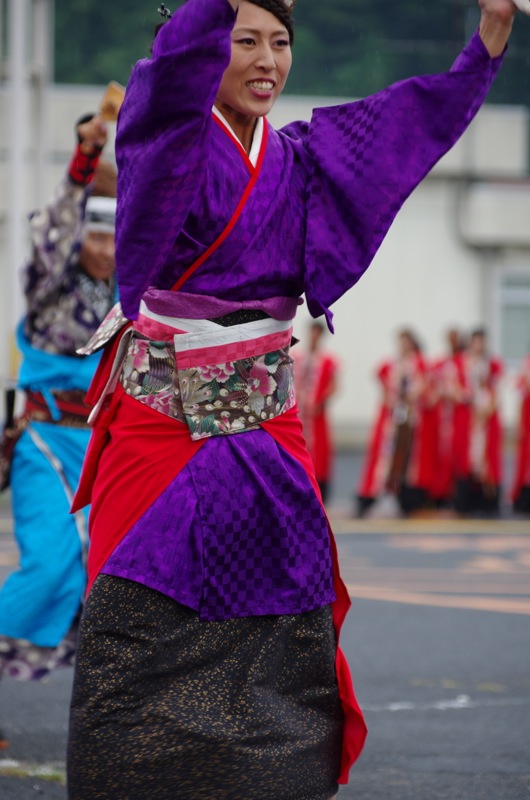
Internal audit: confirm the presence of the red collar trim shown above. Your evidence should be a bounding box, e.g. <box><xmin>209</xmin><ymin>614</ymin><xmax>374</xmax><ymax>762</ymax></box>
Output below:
<box><xmin>213</xmin><ymin>114</ymin><xmax>267</xmax><ymax>175</ymax></box>
<box><xmin>170</xmin><ymin>120</ymin><xmax>269</xmax><ymax>293</ymax></box>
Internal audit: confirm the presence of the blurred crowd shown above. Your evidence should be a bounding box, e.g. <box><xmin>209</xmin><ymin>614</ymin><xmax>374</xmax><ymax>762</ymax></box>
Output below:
<box><xmin>356</xmin><ymin>327</ymin><xmax>530</xmax><ymax>518</ymax></box>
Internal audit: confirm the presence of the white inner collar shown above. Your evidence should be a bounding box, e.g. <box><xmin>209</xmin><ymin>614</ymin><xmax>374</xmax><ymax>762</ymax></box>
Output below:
<box><xmin>213</xmin><ymin>107</ymin><xmax>264</xmax><ymax>168</ymax></box>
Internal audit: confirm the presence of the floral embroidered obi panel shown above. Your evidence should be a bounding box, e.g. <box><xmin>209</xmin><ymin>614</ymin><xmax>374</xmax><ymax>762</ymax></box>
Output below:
<box><xmin>118</xmin><ymin>303</ymin><xmax>296</xmax><ymax>440</ymax></box>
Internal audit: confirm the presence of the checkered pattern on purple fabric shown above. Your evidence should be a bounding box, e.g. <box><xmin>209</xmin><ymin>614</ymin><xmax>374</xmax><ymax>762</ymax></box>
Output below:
<box><xmin>102</xmin><ymin>429</ymin><xmax>335</xmax><ymax>621</ymax></box>
<box><xmin>197</xmin><ymin>435</ymin><xmax>334</xmax><ymax>619</ymax></box>
<box><xmin>154</xmin><ymin>125</ymin><xmax>308</xmax><ymax>307</ymax></box>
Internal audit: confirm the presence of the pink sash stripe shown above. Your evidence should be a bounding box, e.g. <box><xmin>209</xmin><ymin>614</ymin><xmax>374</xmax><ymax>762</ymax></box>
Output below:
<box><xmin>135</xmin><ymin>314</ymin><xmax>187</xmax><ymax>341</ymax></box>
<box><xmin>174</xmin><ymin>328</ymin><xmax>292</xmax><ymax>369</ymax></box>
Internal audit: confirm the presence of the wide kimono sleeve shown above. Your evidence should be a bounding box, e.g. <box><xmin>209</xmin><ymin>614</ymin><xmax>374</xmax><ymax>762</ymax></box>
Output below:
<box><xmin>298</xmin><ymin>31</ymin><xmax>505</xmax><ymax>328</ymax></box>
<box><xmin>115</xmin><ymin>0</ymin><xmax>235</xmax><ymax>319</ymax></box>
<box><xmin>22</xmin><ymin>174</ymin><xmax>88</xmax><ymax>308</ymax></box>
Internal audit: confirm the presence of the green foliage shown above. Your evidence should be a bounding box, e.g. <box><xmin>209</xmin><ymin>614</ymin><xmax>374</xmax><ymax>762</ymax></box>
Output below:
<box><xmin>55</xmin><ymin>0</ymin><xmax>530</xmax><ymax>106</ymax></box>
<box><xmin>54</xmin><ymin>0</ymin><xmax>156</xmax><ymax>85</ymax></box>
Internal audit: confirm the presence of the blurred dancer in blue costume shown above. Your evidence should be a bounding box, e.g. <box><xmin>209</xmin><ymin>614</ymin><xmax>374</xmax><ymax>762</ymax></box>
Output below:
<box><xmin>0</xmin><ymin>114</ymin><xmax>117</xmax><ymax>746</ymax></box>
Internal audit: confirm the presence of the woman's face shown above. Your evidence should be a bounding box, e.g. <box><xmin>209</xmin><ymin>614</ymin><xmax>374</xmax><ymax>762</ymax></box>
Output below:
<box><xmin>79</xmin><ymin>231</ymin><xmax>116</xmax><ymax>283</ymax></box>
<box><xmin>216</xmin><ymin>1</ymin><xmax>292</xmax><ymax>121</ymax></box>
<box><xmin>398</xmin><ymin>333</ymin><xmax>415</xmax><ymax>358</ymax></box>
<box><xmin>470</xmin><ymin>334</ymin><xmax>486</xmax><ymax>357</ymax></box>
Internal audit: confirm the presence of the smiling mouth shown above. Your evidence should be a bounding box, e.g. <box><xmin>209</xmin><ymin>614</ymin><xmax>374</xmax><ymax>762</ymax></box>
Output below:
<box><xmin>247</xmin><ymin>80</ymin><xmax>275</xmax><ymax>92</ymax></box>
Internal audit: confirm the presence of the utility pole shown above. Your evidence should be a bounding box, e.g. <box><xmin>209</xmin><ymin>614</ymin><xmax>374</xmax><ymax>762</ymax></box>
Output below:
<box><xmin>7</xmin><ymin>0</ymin><xmax>29</xmax><ymax>363</ymax></box>
<box><xmin>4</xmin><ymin>0</ymin><xmax>53</xmax><ymax>379</ymax></box>
<box><xmin>31</xmin><ymin>0</ymin><xmax>54</xmax><ymax>208</ymax></box>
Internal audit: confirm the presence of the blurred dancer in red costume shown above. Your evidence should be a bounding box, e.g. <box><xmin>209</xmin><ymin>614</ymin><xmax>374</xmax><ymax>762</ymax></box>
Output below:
<box><xmin>512</xmin><ymin>353</ymin><xmax>530</xmax><ymax>513</ymax></box>
<box><xmin>451</xmin><ymin>328</ymin><xmax>504</xmax><ymax>514</ymax></box>
<box><xmin>295</xmin><ymin>322</ymin><xmax>339</xmax><ymax>504</ymax></box>
<box><xmin>357</xmin><ymin>329</ymin><xmax>435</xmax><ymax>516</ymax></box>
<box><xmin>429</xmin><ymin>328</ymin><xmax>466</xmax><ymax>508</ymax></box>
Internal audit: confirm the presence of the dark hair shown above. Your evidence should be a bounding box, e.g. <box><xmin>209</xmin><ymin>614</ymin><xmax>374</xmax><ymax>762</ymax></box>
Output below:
<box><xmin>398</xmin><ymin>328</ymin><xmax>422</xmax><ymax>354</ymax></box>
<box><xmin>246</xmin><ymin>0</ymin><xmax>295</xmax><ymax>45</ymax></box>
<box><xmin>470</xmin><ymin>327</ymin><xmax>487</xmax><ymax>340</ymax></box>
<box><xmin>152</xmin><ymin>0</ymin><xmax>294</xmax><ymax>51</ymax></box>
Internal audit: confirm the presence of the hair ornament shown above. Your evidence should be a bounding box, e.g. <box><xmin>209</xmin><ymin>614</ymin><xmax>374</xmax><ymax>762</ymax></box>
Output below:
<box><xmin>157</xmin><ymin>3</ymin><xmax>172</xmax><ymax>20</ymax></box>
<box><xmin>283</xmin><ymin>0</ymin><xmax>296</xmax><ymax>11</ymax></box>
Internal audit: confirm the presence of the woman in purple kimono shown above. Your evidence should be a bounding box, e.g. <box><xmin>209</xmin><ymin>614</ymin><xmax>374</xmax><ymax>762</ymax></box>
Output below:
<box><xmin>67</xmin><ymin>1</ymin><xmax>516</xmax><ymax>797</ymax></box>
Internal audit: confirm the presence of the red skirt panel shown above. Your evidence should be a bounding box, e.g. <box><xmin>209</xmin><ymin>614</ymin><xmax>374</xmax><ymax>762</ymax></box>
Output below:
<box><xmin>512</xmin><ymin>394</ymin><xmax>530</xmax><ymax>501</ymax></box>
<box><xmin>358</xmin><ymin>404</ymin><xmax>391</xmax><ymax>498</ymax></box>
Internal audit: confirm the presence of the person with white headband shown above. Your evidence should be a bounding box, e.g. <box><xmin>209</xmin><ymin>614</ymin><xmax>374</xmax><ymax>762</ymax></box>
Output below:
<box><xmin>0</xmin><ymin>113</ymin><xmax>117</xmax><ymax>749</ymax></box>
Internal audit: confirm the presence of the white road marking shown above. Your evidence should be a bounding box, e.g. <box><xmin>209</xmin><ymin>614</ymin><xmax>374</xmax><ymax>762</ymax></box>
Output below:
<box><xmin>363</xmin><ymin>695</ymin><xmax>530</xmax><ymax>713</ymax></box>
<box><xmin>0</xmin><ymin>758</ymin><xmax>65</xmax><ymax>781</ymax></box>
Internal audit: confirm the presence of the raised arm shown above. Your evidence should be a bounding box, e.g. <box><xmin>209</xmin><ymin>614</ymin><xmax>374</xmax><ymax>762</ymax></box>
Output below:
<box><xmin>115</xmin><ymin>0</ymin><xmax>236</xmax><ymax>319</ymax></box>
<box><xmin>300</xmin><ymin>27</ymin><xmax>508</xmax><ymax>328</ymax></box>
<box><xmin>478</xmin><ymin>0</ymin><xmax>516</xmax><ymax>56</ymax></box>
<box><xmin>23</xmin><ymin>115</ymin><xmax>108</xmax><ymax>302</ymax></box>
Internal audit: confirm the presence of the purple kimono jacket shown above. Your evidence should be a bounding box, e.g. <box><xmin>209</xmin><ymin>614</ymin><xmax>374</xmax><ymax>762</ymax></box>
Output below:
<box><xmin>93</xmin><ymin>0</ymin><xmax>503</xmax><ymax>619</ymax></box>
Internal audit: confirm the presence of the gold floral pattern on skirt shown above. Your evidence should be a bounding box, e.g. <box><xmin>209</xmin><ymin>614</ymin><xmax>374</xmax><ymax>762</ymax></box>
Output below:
<box><xmin>67</xmin><ymin>575</ymin><xmax>342</xmax><ymax>800</ymax></box>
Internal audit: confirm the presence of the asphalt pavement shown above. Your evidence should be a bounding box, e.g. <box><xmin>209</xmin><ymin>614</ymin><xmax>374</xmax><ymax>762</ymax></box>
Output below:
<box><xmin>1</xmin><ymin>450</ymin><xmax>529</xmax><ymax>799</ymax></box>
<box><xmin>338</xmin><ymin>530</ymin><xmax>530</xmax><ymax>800</ymax></box>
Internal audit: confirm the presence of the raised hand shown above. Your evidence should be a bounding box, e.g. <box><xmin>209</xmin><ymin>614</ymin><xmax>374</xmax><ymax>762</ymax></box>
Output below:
<box><xmin>77</xmin><ymin>115</ymin><xmax>108</xmax><ymax>155</ymax></box>
<box><xmin>478</xmin><ymin>0</ymin><xmax>517</xmax><ymax>56</ymax></box>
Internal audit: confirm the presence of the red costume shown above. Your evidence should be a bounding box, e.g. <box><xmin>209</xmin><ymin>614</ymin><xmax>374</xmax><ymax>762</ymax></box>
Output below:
<box><xmin>451</xmin><ymin>352</ymin><xmax>503</xmax><ymax>513</ymax></box>
<box><xmin>429</xmin><ymin>354</ymin><xmax>460</xmax><ymax>505</ymax></box>
<box><xmin>295</xmin><ymin>347</ymin><xmax>339</xmax><ymax>501</ymax></box>
<box><xmin>512</xmin><ymin>356</ymin><xmax>530</xmax><ymax>513</ymax></box>
<box><xmin>357</xmin><ymin>352</ymin><xmax>435</xmax><ymax>515</ymax></box>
